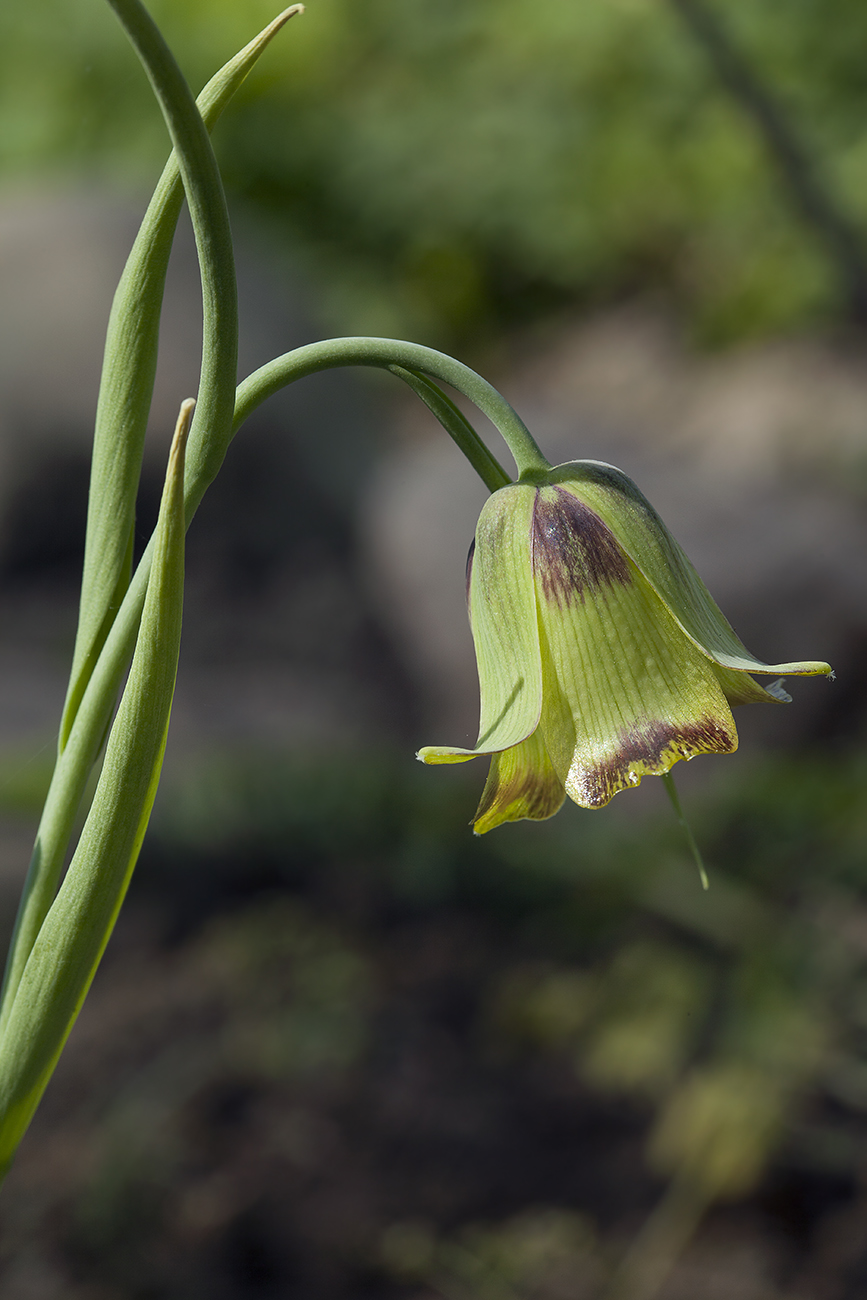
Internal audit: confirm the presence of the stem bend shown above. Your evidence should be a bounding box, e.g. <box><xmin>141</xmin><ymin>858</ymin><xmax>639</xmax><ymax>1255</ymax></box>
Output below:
<box><xmin>234</xmin><ymin>337</ymin><xmax>550</xmax><ymax>481</ymax></box>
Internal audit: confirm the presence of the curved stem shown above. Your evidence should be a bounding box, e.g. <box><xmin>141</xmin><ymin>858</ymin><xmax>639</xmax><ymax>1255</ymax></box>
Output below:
<box><xmin>233</xmin><ymin>337</ymin><xmax>550</xmax><ymax>480</ymax></box>
<box><xmin>62</xmin><ymin>6</ymin><xmax>300</xmax><ymax>753</ymax></box>
<box><xmin>0</xmin><ymin>335</ymin><xmax>529</xmax><ymax>1033</ymax></box>
<box><xmin>387</xmin><ymin>366</ymin><xmax>511</xmax><ymax>492</ymax></box>
<box><xmin>105</xmin><ymin>0</ymin><xmax>239</xmax><ymax>522</ymax></box>
<box><xmin>0</xmin><ymin>0</ymin><xmax>243</xmax><ymax>1032</ymax></box>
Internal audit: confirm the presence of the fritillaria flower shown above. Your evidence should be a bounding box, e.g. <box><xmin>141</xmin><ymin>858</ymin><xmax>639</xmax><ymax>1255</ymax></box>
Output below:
<box><xmin>418</xmin><ymin>461</ymin><xmax>832</xmax><ymax>834</ymax></box>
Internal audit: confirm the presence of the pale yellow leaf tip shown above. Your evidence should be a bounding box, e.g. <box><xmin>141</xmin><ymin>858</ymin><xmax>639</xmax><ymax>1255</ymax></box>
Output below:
<box><xmin>168</xmin><ymin>398</ymin><xmax>195</xmax><ymax>475</ymax></box>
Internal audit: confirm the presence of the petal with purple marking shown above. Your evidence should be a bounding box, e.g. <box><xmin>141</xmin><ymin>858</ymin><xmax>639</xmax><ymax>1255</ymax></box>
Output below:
<box><xmin>418</xmin><ymin>455</ymin><xmax>832</xmax><ymax>832</ymax></box>
<box><xmin>548</xmin><ymin>461</ymin><xmax>832</xmax><ymax>691</ymax></box>
<box><xmin>531</xmin><ymin>486</ymin><xmax>737</xmax><ymax>807</ymax></box>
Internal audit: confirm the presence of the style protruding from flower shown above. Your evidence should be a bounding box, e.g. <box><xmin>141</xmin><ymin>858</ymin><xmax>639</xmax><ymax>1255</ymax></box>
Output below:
<box><xmin>417</xmin><ymin>460</ymin><xmax>833</xmax><ymax>834</ymax></box>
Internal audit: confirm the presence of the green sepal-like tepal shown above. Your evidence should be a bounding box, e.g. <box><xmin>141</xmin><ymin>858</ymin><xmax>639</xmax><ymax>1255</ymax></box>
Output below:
<box><xmin>418</xmin><ymin>461</ymin><xmax>832</xmax><ymax>833</ymax></box>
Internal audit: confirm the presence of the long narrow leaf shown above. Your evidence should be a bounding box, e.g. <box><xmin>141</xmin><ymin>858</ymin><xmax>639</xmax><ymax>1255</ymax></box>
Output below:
<box><xmin>0</xmin><ymin>7</ymin><xmax>301</xmax><ymax>1032</ymax></box>
<box><xmin>104</xmin><ymin>0</ymin><xmax>238</xmax><ymax>481</ymax></box>
<box><xmin>63</xmin><ymin>6</ymin><xmax>301</xmax><ymax>749</ymax></box>
<box><xmin>0</xmin><ymin>401</ymin><xmax>192</xmax><ymax>1178</ymax></box>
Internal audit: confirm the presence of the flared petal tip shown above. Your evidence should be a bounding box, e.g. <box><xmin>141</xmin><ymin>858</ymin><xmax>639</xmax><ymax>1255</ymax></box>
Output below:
<box><xmin>755</xmin><ymin>659</ymin><xmax>834</xmax><ymax>679</ymax></box>
<box><xmin>566</xmin><ymin>714</ymin><xmax>738</xmax><ymax>810</ymax></box>
<box><xmin>471</xmin><ymin>731</ymin><xmax>566</xmax><ymax>834</ymax></box>
<box><xmin>416</xmin><ymin>745</ymin><xmax>478</xmax><ymax>766</ymax></box>
<box><xmin>473</xmin><ymin>790</ymin><xmax>563</xmax><ymax>836</ymax></box>
<box><xmin>713</xmin><ymin>660</ymin><xmax>834</xmax><ymax>707</ymax></box>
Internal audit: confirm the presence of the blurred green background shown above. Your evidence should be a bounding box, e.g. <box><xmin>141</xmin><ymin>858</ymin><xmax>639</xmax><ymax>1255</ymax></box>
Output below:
<box><xmin>1</xmin><ymin>2</ymin><xmax>867</xmax><ymax>1297</ymax></box>
<box><xmin>5</xmin><ymin>0</ymin><xmax>867</xmax><ymax>348</ymax></box>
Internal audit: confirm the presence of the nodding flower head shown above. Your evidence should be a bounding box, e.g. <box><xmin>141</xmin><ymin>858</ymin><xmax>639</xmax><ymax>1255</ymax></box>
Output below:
<box><xmin>418</xmin><ymin>461</ymin><xmax>832</xmax><ymax>834</ymax></box>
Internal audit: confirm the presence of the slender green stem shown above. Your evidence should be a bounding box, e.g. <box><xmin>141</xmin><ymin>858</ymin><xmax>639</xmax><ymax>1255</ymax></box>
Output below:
<box><xmin>0</xmin><ymin>0</ymin><xmax>538</xmax><ymax>1179</ymax></box>
<box><xmin>233</xmin><ymin>337</ymin><xmax>551</xmax><ymax>480</ymax></box>
<box><xmin>661</xmin><ymin>771</ymin><xmax>709</xmax><ymax>890</ymax></box>
<box><xmin>105</xmin><ymin>0</ymin><xmax>239</xmax><ymax>514</ymax></box>
<box><xmin>387</xmin><ymin>366</ymin><xmax>511</xmax><ymax>492</ymax></box>
<box><xmin>0</xmin><ymin>328</ymin><xmax>527</xmax><ymax>1030</ymax></box>
<box><xmin>61</xmin><ymin>6</ymin><xmax>301</xmax><ymax>752</ymax></box>
<box><xmin>0</xmin><ymin>0</ymin><xmax>251</xmax><ymax>1030</ymax></box>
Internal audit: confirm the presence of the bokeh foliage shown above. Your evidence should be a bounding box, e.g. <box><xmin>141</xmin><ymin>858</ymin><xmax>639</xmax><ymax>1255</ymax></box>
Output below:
<box><xmin>149</xmin><ymin>741</ymin><xmax>867</xmax><ymax>1210</ymax></box>
<box><xmin>3</xmin><ymin>745</ymin><xmax>867</xmax><ymax>1293</ymax></box>
<box><xmin>4</xmin><ymin>0</ymin><xmax>867</xmax><ymax>345</ymax></box>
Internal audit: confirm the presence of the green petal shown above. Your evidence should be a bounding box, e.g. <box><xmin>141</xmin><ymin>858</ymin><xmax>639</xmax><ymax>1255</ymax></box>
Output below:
<box><xmin>418</xmin><ymin>484</ymin><xmax>542</xmax><ymax>765</ymax></box>
<box><xmin>472</xmin><ymin>729</ymin><xmax>566</xmax><ymax>834</ymax></box>
<box><xmin>548</xmin><ymin>462</ymin><xmax>832</xmax><ymax>684</ymax></box>
<box><xmin>532</xmin><ymin>485</ymin><xmax>737</xmax><ymax>809</ymax></box>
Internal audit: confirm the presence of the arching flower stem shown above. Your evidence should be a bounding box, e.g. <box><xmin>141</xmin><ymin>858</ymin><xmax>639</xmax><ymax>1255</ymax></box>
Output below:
<box><xmin>386</xmin><ymin>366</ymin><xmax>511</xmax><ymax>493</ymax></box>
<box><xmin>233</xmin><ymin>336</ymin><xmax>551</xmax><ymax>483</ymax></box>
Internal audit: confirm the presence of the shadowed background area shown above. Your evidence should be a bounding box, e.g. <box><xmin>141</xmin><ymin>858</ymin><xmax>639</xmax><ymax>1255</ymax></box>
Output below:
<box><xmin>1</xmin><ymin>2</ymin><xmax>867</xmax><ymax>1297</ymax></box>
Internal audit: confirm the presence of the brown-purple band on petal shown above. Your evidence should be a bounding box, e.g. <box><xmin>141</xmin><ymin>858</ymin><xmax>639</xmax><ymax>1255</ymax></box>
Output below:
<box><xmin>572</xmin><ymin>716</ymin><xmax>736</xmax><ymax>808</ymax></box>
<box><xmin>532</xmin><ymin>486</ymin><xmax>631</xmax><ymax>608</ymax></box>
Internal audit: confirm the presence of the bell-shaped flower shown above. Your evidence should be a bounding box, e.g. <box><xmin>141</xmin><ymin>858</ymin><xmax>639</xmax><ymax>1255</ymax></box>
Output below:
<box><xmin>418</xmin><ymin>461</ymin><xmax>832</xmax><ymax>834</ymax></box>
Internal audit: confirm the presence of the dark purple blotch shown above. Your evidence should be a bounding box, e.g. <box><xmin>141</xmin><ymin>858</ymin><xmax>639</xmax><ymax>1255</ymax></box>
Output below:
<box><xmin>532</xmin><ymin>487</ymin><xmax>631</xmax><ymax>607</ymax></box>
<box><xmin>581</xmin><ymin>716</ymin><xmax>735</xmax><ymax>807</ymax></box>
